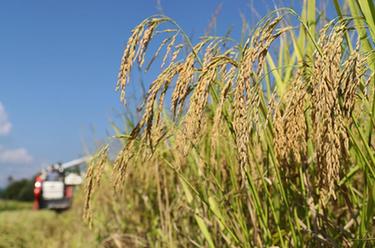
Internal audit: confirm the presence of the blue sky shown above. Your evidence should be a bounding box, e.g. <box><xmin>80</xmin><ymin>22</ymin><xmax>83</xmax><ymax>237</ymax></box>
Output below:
<box><xmin>0</xmin><ymin>0</ymin><xmax>335</xmax><ymax>186</ymax></box>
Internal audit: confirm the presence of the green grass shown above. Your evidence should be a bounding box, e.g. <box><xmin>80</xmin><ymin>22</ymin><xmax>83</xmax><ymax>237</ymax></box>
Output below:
<box><xmin>0</xmin><ymin>200</ymin><xmax>32</xmax><ymax>212</ymax></box>
<box><xmin>0</xmin><ymin>200</ymin><xmax>96</xmax><ymax>248</ymax></box>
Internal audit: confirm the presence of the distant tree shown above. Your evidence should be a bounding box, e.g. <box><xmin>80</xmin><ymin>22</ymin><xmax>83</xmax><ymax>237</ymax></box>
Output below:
<box><xmin>0</xmin><ymin>178</ymin><xmax>34</xmax><ymax>201</ymax></box>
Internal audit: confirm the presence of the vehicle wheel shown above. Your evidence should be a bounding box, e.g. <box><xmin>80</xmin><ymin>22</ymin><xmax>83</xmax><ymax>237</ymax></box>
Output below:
<box><xmin>54</xmin><ymin>209</ymin><xmax>64</xmax><ymax>214</ymax></box>
<box><xmin>39</xmin><ymin>200</ymin><xmax>46</xmax><ymax>209</ymax></box>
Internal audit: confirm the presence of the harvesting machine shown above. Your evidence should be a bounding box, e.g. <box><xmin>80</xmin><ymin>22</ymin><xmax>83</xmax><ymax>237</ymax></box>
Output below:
<box><xmin>33</xmin><ymin>157</ymin><xmax>89</xmax><ymax>211</ymax></box>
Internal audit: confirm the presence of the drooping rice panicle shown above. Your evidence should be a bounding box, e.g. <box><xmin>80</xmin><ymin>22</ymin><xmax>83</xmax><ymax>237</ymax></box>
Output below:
<box><xmin>117</xmin><ymin>24</ymin><xmax>145</xmax><ymax>103</ymax></box>
<box><xmin>171</xmin><ymin>41</ymin><xmax>207</xmax><ymax>116</ymax></box>
<box><xmin>161</xmin><ymin>32</ymin><xmax>178</xmax><ymax>67</ymax></box>
<box><xmin>138</xmin><ymin>19</ymin><xmax>160</xmax><ymax>67</ymax></box>
<box><xmin>83</xmin><ymin>146</ymin><xmax>109</xmax><ymax>226</ymax></box>
<box><xmin>311</xmin><ymin>23</ymin><xmax>347</xmax><ymax>203</ymax></box>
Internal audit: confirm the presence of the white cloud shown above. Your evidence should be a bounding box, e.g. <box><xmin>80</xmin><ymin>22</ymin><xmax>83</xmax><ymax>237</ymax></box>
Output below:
<box><xmin>0</xmin><ymin>102</ymin><xmax>33</xmax><ymax>165</ymax></box>
<box><xmin>0</xmin><ymin>102</ymin><xmax>12</xmax><ymax>135</ymax></box>
<box><xmin>0</xmin><ymin>146</ymin><xmax>33</xmax><ymax>164</ymax></box>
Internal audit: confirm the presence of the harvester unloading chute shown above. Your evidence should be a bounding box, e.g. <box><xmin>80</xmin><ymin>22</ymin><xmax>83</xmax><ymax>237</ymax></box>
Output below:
<box><xmin>61</xmin><ymin>156</ymin><xmax>90</xmax><ymax>170</ymax></box>
<box><xmin>62</xmin><ymin>156</ymin><xmax>90</xmax><ymax>186</ymax></box>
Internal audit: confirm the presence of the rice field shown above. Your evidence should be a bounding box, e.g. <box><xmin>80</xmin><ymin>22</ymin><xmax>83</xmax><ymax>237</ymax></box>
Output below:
<box><xmin>3</xmin><ymin>1</ymin><xmax>375</xmax><ymax>247</ymax></box>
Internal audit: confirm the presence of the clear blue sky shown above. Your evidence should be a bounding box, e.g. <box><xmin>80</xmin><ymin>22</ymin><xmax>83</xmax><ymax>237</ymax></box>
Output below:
<box><xmin>0</xmin><ymin>0</ymin><xmax>334</xmax><ymax>186</ymax></box>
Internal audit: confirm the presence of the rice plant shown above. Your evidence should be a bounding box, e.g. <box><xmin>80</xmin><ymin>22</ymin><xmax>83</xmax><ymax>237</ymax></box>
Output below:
<box><xmin>84</xmin><ymin>1</ymin><xmax>375</xmax><ymax>247</ymax></box>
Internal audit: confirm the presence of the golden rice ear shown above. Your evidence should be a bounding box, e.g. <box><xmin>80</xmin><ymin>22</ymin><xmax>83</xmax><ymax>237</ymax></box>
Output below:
<box><xmin>179</xmin><ymin>43</ymin><xmax>216</xmax><ymax>143</ymax></box>
<box><xmin>177</xmin><ymin>40</ymin><xmax>238</xmax><ymax>155</ymax></box>
<box><xmin>117</xmin><ymin>24</ymin><xmax>145</xmax><ymax>103</ymax></box>
<box><xmin>162</xmin><ymin>32</ymin><xmax>178</xmax><ymax>68</ymax></box>
<box><xmin>146</xmin><ymin>37</ymin><xmax>170</xmax><ymax>71</ymax></box>
<box><xmin>211</xmin><ymin>66</ymin><xmax>235</xmax><ymax>154</ymax></box>
<box><xmin>111</xmin><ymin>67</ymin><xmax>182</xmax><ymax>191</ymax></box>
<box><xmin>233</xmin><ymin>15</ymin><xmax>284</xmax><ymax>175</ymax></box>
<box><xmin>139</xmin><ymin>63</ymin><xmax>182</xmax><ymax>147</ymax></box>
<box><xmin>113</xmin><ymin>140</ymin><xmax>135</xmax><ymax>193</ymax></box>
<box><xmin>137</xmin><ymin>20</ymin><xmax>160</xmax><ymax>67</ymax></box>
<box><xmin>309</xmin><ymin>22</ymin><xmax>362</xmax><ymax>204</ymax></box>
<box><xmin>170</xmin><ymin>41</ymin><xmax>207</xmax><ymax>117</ymax></box>
<box><xmin>117</xmin><ymin>17</ymin><xmax>169</xmax><ymax>104</ymax></box>
<box><xmin>113</xmin><ymin>76</ymin><xmax>176</xmax><ymax>189</ymax></box>
<box><xmin>274</xmin><ymin>103</ymin><xmax>287</xmax><ymax>168</ymax></box>
<box><xmin>170</xmin><ymin>44</ymin><xmax>184</xmax><ymax>64</ymax></box>
<box><xmin>180</xmin><ymin>67</ymin><xmax>216</xmax><ymax>150</ymax></box>
<box><xmin>83</xmin><ymin>145</ymin><xmax>109</xmax><ymax>227</ymax></box>
<box><xmin>340</xmin><ymin>51</ymin><xmax>366</xmax><ymax>119</ymax></box>
<box><xmin>274</xmin><ymin>73</ymin><xmax>308</xmax><ymax>177</ymax></box>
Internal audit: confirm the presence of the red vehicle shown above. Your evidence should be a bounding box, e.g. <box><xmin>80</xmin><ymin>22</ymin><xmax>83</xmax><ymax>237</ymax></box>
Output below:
<box><xmin>33</xmin><ymin>158</ymin><xmax>87</xmax><ymax>211</ymax></box>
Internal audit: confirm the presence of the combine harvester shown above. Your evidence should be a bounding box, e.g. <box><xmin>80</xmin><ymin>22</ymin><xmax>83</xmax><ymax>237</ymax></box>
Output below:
<box><xmin>33</xmin><ymin>157</ymin><xmax>90</xmax><ymax>211</ymax></box>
